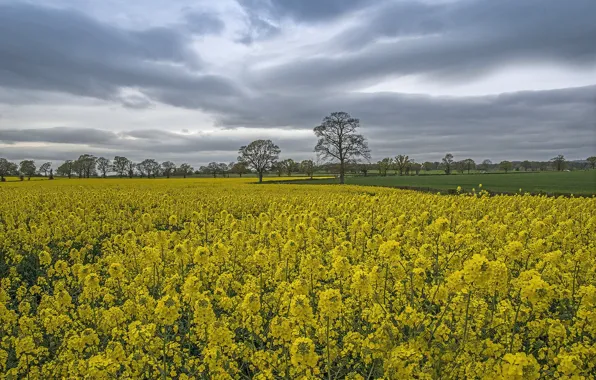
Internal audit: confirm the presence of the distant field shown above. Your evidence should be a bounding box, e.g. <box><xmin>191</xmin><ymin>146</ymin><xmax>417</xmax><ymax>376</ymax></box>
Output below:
<box><xmin>296</xmin><ymin>171</ymin><xmax>596</xmax><ymax>195</ymax></box>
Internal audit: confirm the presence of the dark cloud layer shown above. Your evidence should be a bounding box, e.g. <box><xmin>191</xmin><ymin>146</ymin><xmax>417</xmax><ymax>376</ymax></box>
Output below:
<box><xmin>0</xmin><ymin>3</ymin><xmax>240</xmax><ymax>106</ymax></box>
<box><xmin>254</xmin><ymin>0</ymin><xmax>596</xmax><ymax>90</ymax></box>
<box><xmin>0</xmin><ymin>0</ymin><xmax>595</xmax><ymax>164</ymax></box>
<box><xmin>2</xmin><ymin>86</ymin><xmax>594</xmax><ymax>163</ymax></box>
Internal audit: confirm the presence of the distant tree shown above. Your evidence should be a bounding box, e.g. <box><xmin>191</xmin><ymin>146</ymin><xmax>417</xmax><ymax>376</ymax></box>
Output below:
<box><xmin>462</xmin><ymin>158</ymin><xmax>475</xmax><ymax>174</ymax></box>
<box><xmin>377</xmin><ymin>158</ymin><xmax>392</xmax><ymax>176</ymax></box>
<box><xmin>136</xmin><ymin>162</ymin><xmax>146</xmax><ymax>178</ymax></box>
<box><xmin>271</xmin><ymin>162</ymin><xmax>284</xmax><ymax>177</ymax></box>
<box><xmin>280</xmin><ymin>159</ymin><xmax>297</xmax><ymax>176</ymax></box>
<box><xmin>217</xmin><ymin>163</ymin><xmax>229</xmax><ymax>177</ymax></box>
<box><xmin>359</xmin><ymin>163</ymin><xmax>370</xmax><ymax>177</ymax></box>
<box><xmin>314</xmin><ymin>112</ymin><xmax>370</xmax><ymax>184</ymax></box>
<box><xmin>238</xmin><ymin>140</ymin><xmax>281</xmax><ymax>183</ymax></box>
<box><xmin>72</xmin><ymin>159</ymin><xmax>84</xmax><ymax>178</ymax></box>
<box><xmin>56</xmin><ymin>160</ymin><xmax>74</xmax><ymax>178</ymax></box>
<box><xmin>410</xmin><ymin>162</ymin><xmax>422</xmax><ymax>175</ymax></box>
<box><xmin>499</xmin><ymin>160</ymin><xmax>513</xmax><ymax>173</ymax></box>
<box><xmin>161</xmin><ymin>161</ymin><xmax>176</xmax><ymax>178</ymax></box>
<box><xmin>587</xmin><ymin>156</ymin><xmax>596</xmax><ymax>169</ymax></box>
<box><xmin>300</xmin><ymin>160</ymin><xmax>316</xmax><ymax>179</ymax></box>
<box><xmin>422</xmin><ymin>161</ymin><xmax>434</xmax><ymax>172</ymax></box>
<box><xmin>113</xmin><ymin>156</ymin><xmax>130</xmax><ymax>178</ymax></box>
<box><xmin>455</xmin><ymin>161</ymin><xmax>466</xmax><ymax>174</ymax></box>
<box><xmin>145</xmin><ymin>159</ymin><xmax>160</xmax><ymax>178</ymax></box>
<box><xmin>0</xmin><ymin>158</ymin><xmax>17</xmax><ymax>181</ymax></box>
<box><xmin>48</xmin><ymin>169</ymin><xmax>54</xmax><ymax>180</ymax></box>
<box><xmin>78</xmin><ymin>154</ymin><xmax>97</xmax><ymax>178</ymax></box>
<box><xmin>480</xmin><ymin>159</ymin><xmax>492</xmax><ymax>172</ymax></box>
<box><xmin>178</xmin><ymin>163</ymin><xmax>194</xmax><ymax>178</ymax></box>
<box><xmin>394</xmin><ymin>155</ymin><xmax>410</xmax><ymax>176</ymax></box>
<box><xmin>96</xmin><ymin>157</ymin><xmax>111</xmax><ymax>177</ymax></box>
<box><xmin>550</xmin><ymin>155</ymin><xmax>566</xmax><ymax>171</ymax></box>
<box><xmin>19</xmin><ymin>160</ymin><xmax>36</xmax><ymax>180</ymax></box>
<box><xmin>126</xmin><ymin>160</ymin><xmax>136</xmax><ymax>178</ymax></box>
<box><xmin>521</xmin><ymin>160</ymin><xmax>532</xmax><ymax>171</ymax></box>
<box><xmin>205</xmin><ymin>162</ymin><xmax>220</xmax><ymax>177</ymax></box>
<box><xmin>38</xmin><ymin>162</ymin><xmax>52</xmax><ymax>177</ymax></box>
<box><xmin>442</xmin><ymin>154</ymin><xmax>454</xmax><ymax>175</ymax></box>
<box><xmin>230</xmin><ymin>162</ymin><xmax>249</xmax><ymax>177</ymax></box>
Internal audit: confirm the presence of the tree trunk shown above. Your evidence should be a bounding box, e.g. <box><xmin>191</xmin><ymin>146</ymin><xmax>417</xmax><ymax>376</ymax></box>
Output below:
<box><xmin>339</xmin><ymin>160</ymin><xmax>345</xmax><ymax>184</ymax></box>
<box><xmin>259</xmin><ymin>171</ymin><xmax>263</xmax><ymax>183</ymax></box>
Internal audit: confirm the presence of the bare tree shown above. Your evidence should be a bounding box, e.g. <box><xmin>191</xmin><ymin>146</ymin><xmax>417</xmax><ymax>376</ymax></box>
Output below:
<box><xmin>97</xmin><ymin>157</ymin><xmax>111</xmax><ymax>177</ymax></box>
<box><xmin>178</xmin><ymin>163</ymin><xmax>193</xmax><ymax>178</ymax></box>
<box><xmin>314</xmin><ymin>112</ymin><xmax>370</xmax><ymax>184</ymax></box>
<box><xmin>300</xmin><ymin>160</ymin><xmax>316</xmax><ymax>179</ymax></box>
<box><xmin>113</xmin><ymin>156</ymin><xmax>130</xmax><ymax>177</ymax></box>
<box><xmin>463</xmin><ymin>158</ymin><xmax>476</xmax><ymax>174</ymax></box>
<box><xmin>38</xmin><ymin>162</ymin><xmax>52</xmax><ymax>177</ymax></box>
<box><xmin>394</xmin><ymin>155</ymin><xmax>410</xmax><ymax>176</ymax></box>
<box><xmin>78</xmin><ymin>154</ymin><xmax>96</xmax><ymax>178</ymax></box>
<box><xmin>238</xmin><ymin>140</ymin><xmax>281</xmax><ymax>183</ymax></box>
<box><xmin>280</xmin><ymin>159</ymin><xmax>297</xmax><ymax>176</ymax></box>
<box><xmin>126</xmin><ymin>160</ymin><xmax>136</xmax><ymax>178</ymax></box>
<box><xmin>206</xmin><ymin>162</ymin><xmax>220</xmax><ymax>177</ymax></box>
<box><xmin>161</xmin><ymin>161</ymin><xmax>176</xmax><ymax>178</ymax></box>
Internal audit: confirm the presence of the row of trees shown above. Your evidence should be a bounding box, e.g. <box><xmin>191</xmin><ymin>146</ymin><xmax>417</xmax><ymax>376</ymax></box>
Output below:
<box><xmin>371</xmin><ymin>154</ymin><xmax>583</xmax><ymax>176</ymax></box>
<box><xmin>2</xmin><ymin>111</ymin><xmax>595</xmax><ymax>183</ymax></box>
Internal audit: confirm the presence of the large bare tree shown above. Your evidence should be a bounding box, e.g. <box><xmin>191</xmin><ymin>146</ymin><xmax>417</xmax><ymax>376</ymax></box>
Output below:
<box><xmin>238</xmin><ymin>140</ymin><xmax>281</xmax><ymax>183</ymax></box>
<box><xmin>314</xmin><ymin>112</ymin><xmax>370</xmax><ymax>184</ymax></box>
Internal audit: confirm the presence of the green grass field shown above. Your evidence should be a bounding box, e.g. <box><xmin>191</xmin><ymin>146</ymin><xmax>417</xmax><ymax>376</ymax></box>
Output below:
<box><xmin>295</xmin><ymin>171</ymin><xmax>596</xmax><ymax>195</ymax></box>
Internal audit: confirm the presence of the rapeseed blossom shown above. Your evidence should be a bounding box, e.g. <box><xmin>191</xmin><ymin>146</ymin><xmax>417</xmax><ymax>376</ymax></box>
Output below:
<box><xmin>0</xmin><ymin>177</ymin><xmax>594</xmax><ymax>378</ymax></box>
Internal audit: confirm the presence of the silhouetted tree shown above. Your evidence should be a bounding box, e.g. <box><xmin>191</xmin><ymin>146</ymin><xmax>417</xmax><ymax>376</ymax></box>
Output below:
<box><xmin>238</xmin><ymin>140</ymin><xmax>281</xmax><ymax>183</ymax></box>
<box><xmin>39</xmin><ymin>162</ymin><xmax>52</xmax><ymax>177</ymax></box>
<box><xmin>314</xmin><ymin>112</ymin><xmax>370</xmax><ymax>184</ymax></box>
<box><xmin>97</xmin><ymin>157</ymin><xmax>111</xmax><ymax>177</ymax></box>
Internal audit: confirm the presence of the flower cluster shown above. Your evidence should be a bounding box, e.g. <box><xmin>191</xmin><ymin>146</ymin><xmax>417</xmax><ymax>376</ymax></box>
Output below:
<box><xmin>0</xmin><ymin>178</ymin><xmax>594</xmax><ymax>379</ymax></box>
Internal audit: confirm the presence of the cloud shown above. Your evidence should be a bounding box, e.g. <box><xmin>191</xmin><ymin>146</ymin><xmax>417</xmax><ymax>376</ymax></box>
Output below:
<box><xmin>0</xmin><ymin>2</ymin><xmax>241</xmax><ymax>107</ymax></box>
<box><xmin>183</xmin><ymin>11</ymin><xmax>225</xmax><ymax>35</ymax></box>
<box><xmin>253</xmin><ymin>0</ymin><xmax>596</xmax><ymax>90</ymax></box>
<box><xmin>2</xmin><ymin>86</ymin><xmax>594</xmax><ymax>163</ymax></box>
<box><xmin>0</xmin><ymin>0</ymin><xmax>594</xmax><ymax>166</ymax></box>
<box><xmin>237</xmin><ymin>0</ymin><xmax>376</xmax><ymax>23</ymax></box>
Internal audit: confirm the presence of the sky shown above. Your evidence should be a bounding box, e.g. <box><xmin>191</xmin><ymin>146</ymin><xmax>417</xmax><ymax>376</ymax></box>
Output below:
<box><xmin>0</xmin><ymin>0</ymin><xmax>595</xmax><ymax>168</ymax></box>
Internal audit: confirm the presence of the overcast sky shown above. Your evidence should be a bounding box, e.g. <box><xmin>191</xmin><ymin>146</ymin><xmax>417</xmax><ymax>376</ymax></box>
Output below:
<box><xmin>0</xmin><ymin>0</ymin><xmax>595</xmax><ymax>167</ymax></box>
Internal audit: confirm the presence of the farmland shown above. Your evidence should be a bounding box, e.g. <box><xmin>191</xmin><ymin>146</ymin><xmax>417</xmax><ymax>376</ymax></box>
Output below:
<box><xmin>296</xmin><ymin>170</ymin><xmax>596</xmax><ymax>195</ymax></box>
<box><xmin>0</xmin><ymin>178</ymin><xmax>594</xmax><ymax>378</ymax></box>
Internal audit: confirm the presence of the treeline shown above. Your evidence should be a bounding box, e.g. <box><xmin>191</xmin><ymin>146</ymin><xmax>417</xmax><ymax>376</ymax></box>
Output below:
<box><xmin>2</xmin><ymin>111</ymin><xmax>595</xmax><ymax>183</ymax></box>
<box><xmin>0</xmin><ymin>155</ymin><xmax>319</xmax><ymax>181</ymax></box>
<box><xmin>364</xmin><ymin>154</ymin><xmax>596</xmax><ymax>176</ymax></box>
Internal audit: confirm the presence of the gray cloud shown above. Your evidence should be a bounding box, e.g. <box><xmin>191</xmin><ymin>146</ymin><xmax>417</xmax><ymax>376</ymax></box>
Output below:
<box><xmin>2</xmin><ymin>86</ymin><xmax>594</xmax><ymax>163</ymax></box>
<box><xmin>255</xmin><ymin>0</ymin><xmax>596</xmax><ymax>90</ymax></box>
<box><xmin>183</xmin><ymin>11</ymin><xmax>225</xmax><ymax>35</ymax></box>
<box><xmin>238</xmin><ymin>0</ymin><xmax>376</xmax><ymax>23</ymax></box>
<box><xmin>0</xmin><ymin>0</ymin><xmax>595</xmax><ymax>166</ymax></box>
<box><xmin>0</xmin><ymin>3</ymin><xmax>241</xmax><ymax>107</ymax></box>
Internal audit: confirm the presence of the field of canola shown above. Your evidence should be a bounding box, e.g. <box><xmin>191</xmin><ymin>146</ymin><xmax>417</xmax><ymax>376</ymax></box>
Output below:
<box><xmin>0</xmin><ymin>178</ymin><xmax>595</xmax><ymax>379</ymax></box>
